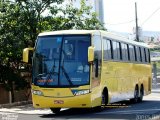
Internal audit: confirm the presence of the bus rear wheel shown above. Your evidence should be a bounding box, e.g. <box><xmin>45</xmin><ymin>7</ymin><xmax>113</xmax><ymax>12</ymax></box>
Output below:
<box><xmin>138</xmin><ymin>85</ymin><xmax>144</xmax><ymax>102</ymax></box>
<box><xmin>50</xmin><ymin>108</ymin><xmax>61</xmax><ymax>114</ymax></box>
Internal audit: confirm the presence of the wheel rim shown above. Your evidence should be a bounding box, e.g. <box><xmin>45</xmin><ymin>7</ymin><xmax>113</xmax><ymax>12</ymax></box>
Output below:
<box><xmin>102</xmin><ymin>93</ymin><xmax>106</xmax><ymax>106</ymax></box>
<box><xmin>140</xmin><ymin>87</ymin><xmax>144</xmax><ymax>100</ymax></box>
<box><xmin>134</xmin><ymin>88</ymin><xmax>139</xmax><ymax>102</ymax></box>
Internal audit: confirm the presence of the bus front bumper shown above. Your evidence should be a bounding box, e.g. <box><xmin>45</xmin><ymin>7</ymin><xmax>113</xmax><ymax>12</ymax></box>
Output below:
<box><xmin>32</xmin><ymin>93</ymin><xmax>92</xmax><ymax>108</ymax></box>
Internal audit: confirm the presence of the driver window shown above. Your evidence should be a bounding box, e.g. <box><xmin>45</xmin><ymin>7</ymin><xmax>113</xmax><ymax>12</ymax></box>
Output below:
<box><xmin>92</xmin><ymin>35</ymin><xmax>102</xmax><ymax>78</ymax></box>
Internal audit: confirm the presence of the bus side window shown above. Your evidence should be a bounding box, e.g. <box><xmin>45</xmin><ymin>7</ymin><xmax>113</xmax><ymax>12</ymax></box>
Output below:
<box><xmin>136</xmin><ymin>46</ymin><xmax>140</xmax><ymax>62</ymax></box>
<box><xmin>119</xmin><ymin>42</ymin><xmax>122</xmax><ymax>60</ymax></box>
<box><xmin>148</xmin><ymin>49</ymin><xmax>151</xmax><ymax>63</ymax></box>
<box><xmin>127</xmin><ymin>44</ymin><xmax>130</xmax><ymax>61</ymax></box>
<box><xmin>117</xmin><ymin>42</ymin><xmax>121</xmax><ymax>60</ymax></box>
<box><xmin>121</xmin><ymin>43</ymin><xmax>128</xmax><ymax>61</ymax></box>
<box><xmin>141</xmin><ymin>47</ymin><xmax>145</xmax><ymax>63</ymax></box>
<box><xmin>93</xmin><ymin>35</ymin><xmax>102</xmax><ymax>78</ymax></box>
<box><xmin>103</xmin><ymin>39</ymin><xmax>112</xmax><ymax>60</ymax></box>
<box><xmin>139</xmin><ymin>47</ymin><xmax>142</xmax><ymax>62</ymax></box>
<box><xmin>144</xmin><ymin>48</ymin><xmax>147</xmax><ymax>62</ymax></box>
<box><xmin>145</xmin><ymin>48</ymin><xmax>150</xmax><ymax>63</ymax></box>
<box><xmin>112</xmin><ymin>41</ymin><xmax>117</xmax><ymax>60</ymax></box>
<box><xmin>129</xmin><ymin>45</ymin><xmax>135</xmax><ymax>62</ymax></box>
<box><xmin>134</xmin><ymin>46</ymin><xmax>137</xmax><ymax>61</ymax></box>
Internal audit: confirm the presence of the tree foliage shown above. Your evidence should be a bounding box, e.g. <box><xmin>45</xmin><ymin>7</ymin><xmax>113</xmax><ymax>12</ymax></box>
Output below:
<box><xmin>0</xmin><ymin>0</ymin><xmax>105</xmax><ymax>102</ymax></box>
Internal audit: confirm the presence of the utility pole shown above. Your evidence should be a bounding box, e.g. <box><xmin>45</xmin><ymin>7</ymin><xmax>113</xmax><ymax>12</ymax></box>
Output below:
<box><xmin>135</xmin><ymin>2</ymin><xmax>139</xmax><ymax>42</ymax></box>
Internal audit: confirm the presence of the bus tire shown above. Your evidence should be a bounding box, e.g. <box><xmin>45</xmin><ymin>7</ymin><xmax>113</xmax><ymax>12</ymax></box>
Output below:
<box><xmin>130</xmin><ymin>85</ymin><xmax>139</xmax><ymax>103</ymax></box>
<box><xmin>50</xmin><ymin>108</ymin><xmax>61</xmax><ymax>114</ymax></box>
<box><xmin>94</xmin><ymin>88</ymin><xmax>108</xmax><ymax>112</ymax></box>
<box><xmin>102</xmin><ymin>89</ymin><xmax>108</xmax><ymax>106</ymax></box>
<box><xmin>138</xmin><ymin>85</ymin><xmax>144</xmax><ymax>102</ymax></box>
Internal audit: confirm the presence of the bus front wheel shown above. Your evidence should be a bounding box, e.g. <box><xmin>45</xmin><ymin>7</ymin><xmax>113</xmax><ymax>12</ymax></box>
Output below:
<box><xmin>94</xmin><ymin>89</ymin><xmax>108</xmax><ymax>111</ymax></box>
<box><xmin>50</xmin><ymin>108</ymin><xmax>61</xmax><ymax>114</ymax></box>
<box><xmin>130</xmin><ymin>85</ymin><xmax>139</xmax><ymax>103</ymax></box>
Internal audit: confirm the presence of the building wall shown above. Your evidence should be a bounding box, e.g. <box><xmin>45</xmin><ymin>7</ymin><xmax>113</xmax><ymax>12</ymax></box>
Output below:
<box><xmin>0</xmin><ymin>84</ymin><xmax>9</xmax><ymax>104</ymax></box>
<box><xmin>0</xmin><ymin>84</ymin><xmax>31</xmax><ymax>104</ymax></box>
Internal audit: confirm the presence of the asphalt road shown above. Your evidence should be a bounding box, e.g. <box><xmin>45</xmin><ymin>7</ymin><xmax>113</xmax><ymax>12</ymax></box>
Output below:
<box><xmin>1</xmin><ymin>89</ymin><xmax>160</xmax><ymax>120</ymax></box>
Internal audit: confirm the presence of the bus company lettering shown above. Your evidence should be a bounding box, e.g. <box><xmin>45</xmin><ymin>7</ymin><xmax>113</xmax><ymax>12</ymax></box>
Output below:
<box><xmin>37</xmin><ymin>79</ymin><xmax>54</xmax><ymax>83</ymax></box>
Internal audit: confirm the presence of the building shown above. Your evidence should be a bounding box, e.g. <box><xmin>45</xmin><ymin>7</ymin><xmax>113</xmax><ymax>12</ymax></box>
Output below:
<box><xmin>64</xmin><ymin>0</ymin><xmax>104</xmax><ymax>24</ymax></box>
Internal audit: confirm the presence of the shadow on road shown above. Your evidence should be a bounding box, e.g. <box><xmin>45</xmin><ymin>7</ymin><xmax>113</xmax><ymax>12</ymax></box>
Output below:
<box><xmin>39</xmin><ymin>100</ymin><xmax>160</xmax><ymax>119</ymax></box>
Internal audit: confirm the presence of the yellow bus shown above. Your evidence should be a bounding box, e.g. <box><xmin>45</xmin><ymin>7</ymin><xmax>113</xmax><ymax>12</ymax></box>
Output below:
<box><xmin>23</xmin><ymin>30</ymin><xmax>152</xmax><ymax>113</ymax></box>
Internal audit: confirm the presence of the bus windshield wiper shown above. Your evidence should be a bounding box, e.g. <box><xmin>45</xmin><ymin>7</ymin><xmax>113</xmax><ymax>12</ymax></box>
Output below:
<box><xmin>44</xmin><ymin>59</ymin><xmax>58</xmax><ymax>85</ymax></box>
<box><xmin>61</xmin><ymin>66</ymin><xmax>73</xmax><ymax>86</ymax></box>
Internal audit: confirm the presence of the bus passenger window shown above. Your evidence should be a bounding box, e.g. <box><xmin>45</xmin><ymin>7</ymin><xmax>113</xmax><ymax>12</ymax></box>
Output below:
<box><xmin>139</xmin><ymin>47</ymin><xmax>142</xmax><ymax>62</ymax></box>
<box><xmin>103</xmin><ymin>39</ymin><xmax>112</xmax><ymax>60</ymax></box>
<box><xmin>148</xmin><ymin>49</ymin><xmax>151</xmax><ymax>63</ymax></box>
<box><xmin>117</xmin><ymin>42</ymin><xmax>121</xmax><ymax>60</ymax></box>
<box><xmin>144</xmin><ymin>48</ymin><xmax>147</xmax><ymax>62</ymax></box>
<box><xmin>127</xmin><ymin>44</ymin><xmax>130</xmax><ymax>61</ymax></box>
<box><xmin>112</xmin><ymin>41</ymin><xmax>117</xmax><ymax>60</ymax></box>
<box><xmin>136</xmin><ymin>46</ymin><xmax>140</xmax><ymax>62</ymax></box>
<box><xmin>141</xmin><ymin>47</ymin><xmax>145</xmax><ymax>63</ymax></box>
<box><xmin>129</xmin><ymin>45</ymin><xmax>135</xmax><ymax>62</ymax></box>
<box><xmin>121</xmin><ymin>43</ymin><xmax>128</xmax><ymax>61</ymax></box>
<box><xmin>134</xmin><ymin>46</ymin><xmax>137</xmax><ymax>61</ymax></box>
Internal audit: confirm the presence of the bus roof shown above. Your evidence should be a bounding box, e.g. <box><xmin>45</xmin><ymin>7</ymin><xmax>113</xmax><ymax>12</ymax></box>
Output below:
<box><xmin>38</xmin><ymin>30</ymin><xmax>149</xmax><ymax>48</ymax></box>
<box><xmin>38</xmin><ymin>30</ymin><xmax>99</xmax><ymax>36</ymax></box>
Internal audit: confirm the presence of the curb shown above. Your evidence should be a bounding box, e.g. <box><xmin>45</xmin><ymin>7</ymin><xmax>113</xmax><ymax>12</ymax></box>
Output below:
<box><xmin>0</xmin><ymin>100</ymin><xmax>32</xmax><ymax>108</ymax></box>
<box><xmin>152</xmin><ymin>88</ymin><xmax>160</xmax><ymax>93</ymax></box>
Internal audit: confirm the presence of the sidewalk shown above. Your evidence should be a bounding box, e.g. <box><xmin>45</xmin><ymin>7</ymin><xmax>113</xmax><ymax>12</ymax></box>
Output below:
<box><xmin>152</xmin><ymin>88</ymin><xmax>160</xmax><ymax>93</ymax></box>
<box><xmin>0</xmin><ymin>100</ymin><xmax>32</xmax><ymax>108</ymax></box>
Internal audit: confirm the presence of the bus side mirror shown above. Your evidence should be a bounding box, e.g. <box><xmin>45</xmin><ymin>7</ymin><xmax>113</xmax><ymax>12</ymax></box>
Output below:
<box><xmin>88</xmin><ymin>46</ymin><xmax>94</xmax><ymax>62</ymax></box>
<box><xmin>23</xmin><ymin>48</ymin><xmax>34</xmax><ymax>63</ymax></box>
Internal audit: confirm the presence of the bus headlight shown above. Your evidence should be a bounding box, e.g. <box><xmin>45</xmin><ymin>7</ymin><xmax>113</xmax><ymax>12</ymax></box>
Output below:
<box><xmin>32</xmin><ymin>90</ymin><xmax>43</xmax><ymax>96</ymax></box>
<box><xmin>74</xmin><ymin>90</ymin><xmax>90</xmax><ymax>96</ymax></box>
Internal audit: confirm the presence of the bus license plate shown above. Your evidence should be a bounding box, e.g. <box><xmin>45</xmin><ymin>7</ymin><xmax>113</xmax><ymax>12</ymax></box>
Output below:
<box><xmin>54</xmin><ymin>100</ymin><xmax>64</xmax><ymax>104</ymax></box>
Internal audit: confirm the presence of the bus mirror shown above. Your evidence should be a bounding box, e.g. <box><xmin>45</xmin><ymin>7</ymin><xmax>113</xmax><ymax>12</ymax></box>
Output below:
<box><xmin>23</xmin><ymin>48</ymin><xmax>34</xmax><ymax>63</ymax></box>
<box><xmin>88</xmin><ymin>46</ymin><xmax>94</xmax><ymax>62</ymax></box>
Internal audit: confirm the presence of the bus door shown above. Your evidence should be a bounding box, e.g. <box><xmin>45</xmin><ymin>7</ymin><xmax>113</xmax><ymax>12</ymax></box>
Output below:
<box><xmin>91</xmin><ymin>35</ymin><xmax>102</xmax><ymax>88</ymax></box>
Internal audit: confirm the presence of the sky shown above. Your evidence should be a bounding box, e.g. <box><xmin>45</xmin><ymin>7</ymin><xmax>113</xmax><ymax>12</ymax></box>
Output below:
<box><xmin>103</xmin><ymin>0</ymin><xmax>160</xmax><ymax>33</ymax></box>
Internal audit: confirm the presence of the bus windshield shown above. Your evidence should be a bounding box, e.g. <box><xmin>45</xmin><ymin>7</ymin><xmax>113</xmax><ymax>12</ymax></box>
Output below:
<box><xmin>32</xmin><ymin>35</ymin><xmax>90</xmax><ymax>87</ymax></box>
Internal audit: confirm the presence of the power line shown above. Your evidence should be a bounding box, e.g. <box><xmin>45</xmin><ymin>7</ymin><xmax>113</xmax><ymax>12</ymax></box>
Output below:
<box><xmin>141</xmin><ymin>7</ymin><xmax>160</xmax><ymax>26</ymax></box>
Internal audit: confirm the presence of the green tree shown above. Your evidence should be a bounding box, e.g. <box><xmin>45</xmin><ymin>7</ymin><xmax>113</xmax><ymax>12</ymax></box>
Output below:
<box><xmin>0</xmin><ymin>0</ymin><xmax>64</xmax><ymax>102</ymax></box>
<box><xmin>0</xmin><ymin>0</ymin><xmax>105</xmax><ymax>103</ymax></box>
